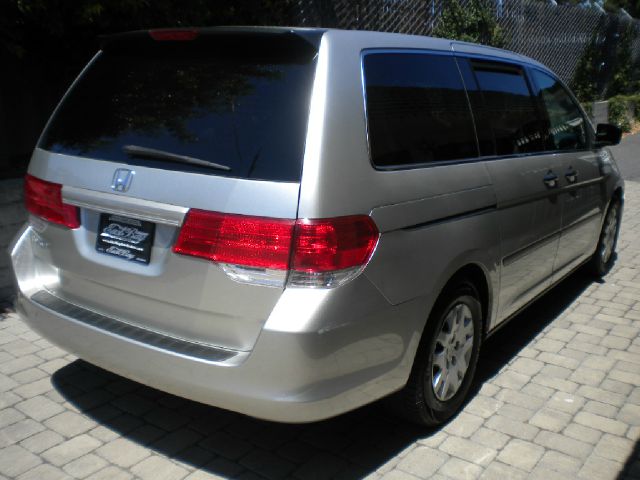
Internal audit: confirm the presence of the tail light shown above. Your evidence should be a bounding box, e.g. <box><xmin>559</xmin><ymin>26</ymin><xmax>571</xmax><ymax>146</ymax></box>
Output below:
<box><xmin>173</xmin><ymin>210</ymin><xmax>379</xmax><ymax>288</ymax></box>
<box><xmin>149</xmin><ymin>29</ymin><xmax>199</xmax><ymax>41</ymax></box>
<box><xmin>24</xmin><ymin>174</ymin><xmax>80</xmax><ymax>229</ymax></box>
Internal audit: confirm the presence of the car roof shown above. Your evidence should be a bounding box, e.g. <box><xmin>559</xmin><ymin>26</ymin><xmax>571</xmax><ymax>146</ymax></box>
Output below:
<box><xmin>101</xmin><ymin>26</ymin><xmax>551</xmax><ymax>75</ymax></box>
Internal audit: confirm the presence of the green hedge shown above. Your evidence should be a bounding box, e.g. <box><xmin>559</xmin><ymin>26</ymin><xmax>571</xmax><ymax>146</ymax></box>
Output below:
<box><xmin>608</xmin><ymin>94</ymin><xmax>640</xmax><ymax>132</ymax></box>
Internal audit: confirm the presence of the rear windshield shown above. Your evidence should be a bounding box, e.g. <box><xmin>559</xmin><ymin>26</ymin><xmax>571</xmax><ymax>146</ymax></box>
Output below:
<box><xmin>39</xmin><ymin>36</ymin><xmax>317</xmax><ymax>182</ymax></box>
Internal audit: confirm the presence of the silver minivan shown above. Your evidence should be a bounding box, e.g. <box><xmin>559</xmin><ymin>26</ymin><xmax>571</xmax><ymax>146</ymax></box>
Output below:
<box><xmin>10</xmin><ymin>27</ymin><xmax>624</xmax><ymax>426</ymax></box>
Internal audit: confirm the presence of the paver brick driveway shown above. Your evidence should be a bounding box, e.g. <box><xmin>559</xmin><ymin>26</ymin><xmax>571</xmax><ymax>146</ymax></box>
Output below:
<box><xmin>1</xmin><ymin>183</ymin><xmax>639</xmax><ymax>480</ymax></box>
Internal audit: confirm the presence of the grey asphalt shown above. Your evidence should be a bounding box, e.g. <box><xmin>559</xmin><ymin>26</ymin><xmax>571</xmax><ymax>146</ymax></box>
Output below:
<box><xmin>612</xmin><ymin>133</ymin><xmax>640</xmax><ymax>180</ymax></box>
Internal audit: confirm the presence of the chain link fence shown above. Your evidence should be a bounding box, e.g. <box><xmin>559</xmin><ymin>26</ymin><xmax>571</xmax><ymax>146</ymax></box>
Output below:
<box><xmin>292</xmin><ymin>0</ymin><xmax>640</xmax><ymax>90</ymax></box>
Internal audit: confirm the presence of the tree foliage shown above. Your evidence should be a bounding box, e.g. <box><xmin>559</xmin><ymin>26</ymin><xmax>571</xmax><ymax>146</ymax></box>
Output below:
<box><xmin>604</xmin><ymin>0</ymin><xmax>640</xmax><ymax>17</ymax></box>
<box><xmin>571</xmin><ymin>33</ymin><xmax>604</xmax><ymax>102</ymax></box>
<box><xmin>0</xmin><ymin>0</ymin><xmax>294</xmax><ymax>62</ymax></box>
<box><xmin>433</xmin><ymin>0</ymin><xmax>506</xmax><ymax>47</ymax></box>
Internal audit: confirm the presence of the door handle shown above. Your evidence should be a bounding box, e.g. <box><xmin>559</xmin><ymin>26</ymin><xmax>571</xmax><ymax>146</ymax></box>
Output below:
<box><xmin>565</xmin><ymin>167</ymin><xmax>578</xmax><ymax>184</ymax></box>
<box><xmin>543</xmin><ymin>171</ymin><xmax>559</xmax><ymax>188</ymax></box>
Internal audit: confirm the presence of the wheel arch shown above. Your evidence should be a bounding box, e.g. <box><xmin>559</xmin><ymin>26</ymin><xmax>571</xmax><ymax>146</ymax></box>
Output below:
<box><xmin>432</xmin><ymin>262</ymin><xmax>493</xmax><ymax>340</ymax></box>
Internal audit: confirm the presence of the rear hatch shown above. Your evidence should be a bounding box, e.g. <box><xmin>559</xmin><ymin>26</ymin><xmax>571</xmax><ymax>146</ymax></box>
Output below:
<box><xmin>26</xmin><ymin>29</ymin><xmax>320</xmax><ymax>351</ymax></box>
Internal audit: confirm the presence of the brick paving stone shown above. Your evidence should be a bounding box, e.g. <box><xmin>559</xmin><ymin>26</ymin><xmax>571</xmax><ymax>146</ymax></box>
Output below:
<box><xmin>478</xmin><ymin>462</ymin><xmax>527</xmax><ymax>480</ymax></box>
<box><xmin>578</xmin><ymin>455</ymin><xmax>620</xmax><ymax>480</ymax></box>
<box><xmin>293</xmin><ymin>452</ymin><xmax>349</xmax><ymax>480</ymax></box>
<box><xmin>497</xmin><ymin>438</ymin><xmax>544</xmax><ymax>471</ymax></box>
<box><xmin>491</xmin><ymin>371</ymin><xmax>530</xmax><ymax>390</ymax></box>
<box><xmin>536</xmin><ymin>450</ymin><xmax>582</xmax><ymax>474</ymax></box>
<box><xmin>563</xmin><ymin>423</ymin><xmax>602</xmax><ymax>444</ymax></box>
<box><xmin>586</xmin><ymin>398</ymin><xmax>620</xmax><ymax>417</ymax></box>
<box><xmin>576</xmin><ymin>384</ymin><xmax>626</xmax><ymax>407</ymax></box>
<box><xmin>574</xmin><ymin>411</ymin><xmax>628</xmax><ymax>435</ymax></box>
<box><xmin>131</xmin><ymin>455</ymin><xmax>190</xmax><ymax>480</ymax></box>
<box><xmin>199</xmin><ymin>432</ymin><xmax>252</xmax><ymax>461</ymax></box>
<box><xmin>528</xmin><ymin>465</ymin><xmax>575</xmax><ymax>480</ymax></box>
<box><xmin>19</xmin><ymin>430</ymin><xmax>64</xmax><ymax>454</ymax></box>
<box><xmin>95</xmin><ymin>438</ymin><xmax>150</xmax><ymax>468</ymax></box>
<box><xmin>546</xmin><ymin>391</ymin><xmax>585</xmax><ymax>414</ymax></box>
<box><xmin>617</xmin><ymin>403</ymin><xmax>640</xmax><ymax>425</ymax></box>
<box><xmin>184</xmin><ymin>471</ymin><xmax>229</xmax><ymax>480</ymax></box>
<box><xmin>0</xmin><ymin>407</ymin><xmax>24</xmax><ymax>428</ymax></box>
<box><xmin>529</xmin><ymin>408</ymin><xmax>572</xmax><ymax>432</ymax></box>
<box><xmin>495</xmin><ymin>388</ymin><xmax>545</xmax><ymax>410</ymax></box>
<box><xmin>13</xmin><ymin>377</ymin><xmax>56</xmax><ymax>399</ymax></box>
<box><xmin>439</xmin><ymin>437</ymin><xmax>497</xmax><ymax>466</ymax></box>
<box><xmin>469</xmin><ymin>428</ymin><xmax>510</xmax><ymax>450</ymax></box>
<box><xmin>537</xmin><ymin>352</ymin><xmax>580</xmax><ymax>370</ymax></box>
<box><xmin>625</xmin><ymin>425</ymin><xmax>639</xmax><ymax>441</ymax></box>
<box><xmin>444</xmin><ymin>412</ymin><xmax>484</xmax><ymax>438</ymax></box>
<box><xmin>396</xmin><ymin>447</ymin><xmax>448</xmax><ymax>478</ymax></box>
<box><xmin>509</xmin><ymin>357</ymin><xmax>545</xmax><ymax>376</ymax></box>
<box><xmin>592</xmin><ymin>433</ymin><xmax>635</xmax><ymax>462</ymax></box>
<box><xmin>0</xmin><ymin>418</ymin><xmax>45</xmax><ymax>448</ymax></box>
<box><xmin>497</xmin><ymin>403</ymin><xmax>535</xmax><ymax>422</ymax></box>
<box><xmin>485</xmin><ymin>415</ymin><xmax>539</xmax><ymax>440</ymax></box>
<box><xmin>17</xmin><ymin>464</ymin><xmax>68</xmax><ymax>480</ymax></box>
<box><xmin>464</xmin><ymin>396</ymin><xmax>503</xmax><ymax>419</ymax></box>
<box><xmin>15</xmin><ymin>396</ymin><xmax>64</xmax><ymax>421</ymax></box>
<box><xmin>0</xmin><ymin>444</ymin><xmax>42</xmax><ymax>477</ymax></box>
<box><xmin>520</xmin><ymin>382</ymin><xmax>554</xmax><ymax>400</ymax></box>
<box><xmin>531</xmin><ymin>373</ymin><xmax>579</xmax><ymax>393</ymax></box>
<box><xmin>534</xmin><ymin>431</ymin><xmax>592</xmax><ymax>459</ymax></box>
<box><xmin>41</xmin><ymin>434</ymin><xmax>102</xmax><ymax>467</ymax></box>
<box><xmin>86</xmin><ymin>465</ymin><xmax>133</xmax><ymax>480</ymax></box>
<box><xmin>568</xmin><ymin>366</ymin><xmax>607</xmax><ymax>386</ymax></box>
<box><xmin>62</xmin><ymin>453</ymin><xmax>108</xmax><ymax>478</ymax></box>
<box><xmin>600</xmin><ymin>377</ymin><xmax>634</xmax><ymax>396</ymax></box>
<box><xmin>438</xmin><ymin>457</ymin><xmax>483</xmax><ymax>479</ymax></box>
<box><xmin>240</xmin><ymin>448</ymin><xmax>296</xmax><ymax>479</ymax></box>
<box><xmin>416</xmin><ymin>430</ymin><xmax>448</xmax><ymax>449</ymax></box>
<box><xmin>44</xmin><ymin>410</ymin><xmax>96</xmax><ymax>437</ymax></box>
<box><xmin>11</xmin><ymin>367</ymin><xmax>47</xmax><ymax>385</ymax></box>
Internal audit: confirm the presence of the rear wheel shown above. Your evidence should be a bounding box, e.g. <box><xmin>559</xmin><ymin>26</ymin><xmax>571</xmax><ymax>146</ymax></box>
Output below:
<box><xmin>393</xmin><ymin>280</ymin><xmax>482</xmax><ymax>426</ymax></box>
<box><xmin>591</xmin><ymin>199</ymin><xmax>621</xmax><ymax>277</ymax></box>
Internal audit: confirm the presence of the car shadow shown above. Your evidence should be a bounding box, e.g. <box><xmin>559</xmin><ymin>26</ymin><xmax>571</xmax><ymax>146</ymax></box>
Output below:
<box><xmin>52</xmin><ymin>267</ymin><xmax>596</xmax><ymax>479</ymax></box>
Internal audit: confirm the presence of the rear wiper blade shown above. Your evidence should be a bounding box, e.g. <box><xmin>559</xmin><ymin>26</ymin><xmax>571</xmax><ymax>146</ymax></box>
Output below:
<box><xmin>123</xmin><ymin>145</ymin><xmax>231</xmax><ymax>171</ymax></box>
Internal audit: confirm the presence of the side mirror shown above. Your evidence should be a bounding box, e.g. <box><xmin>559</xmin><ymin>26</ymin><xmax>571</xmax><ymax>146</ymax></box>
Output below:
<box><xmin>595</xmin><ymin>123</ymin><xmax>622</xmax><ymax>147</ymax></box>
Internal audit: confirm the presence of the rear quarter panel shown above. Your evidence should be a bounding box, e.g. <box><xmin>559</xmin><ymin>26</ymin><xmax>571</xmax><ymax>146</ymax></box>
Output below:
<box><xmin>300</xmin><ymin>31</ymin><xmax>502</xmax><ymax>331</ymax></box>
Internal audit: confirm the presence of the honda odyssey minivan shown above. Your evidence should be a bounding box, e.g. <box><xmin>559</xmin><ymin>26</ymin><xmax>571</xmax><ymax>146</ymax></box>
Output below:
<box><xmin>10</xmin><ymin>27</ymin><xmax>624</xmax><ymax>425</ymax></box>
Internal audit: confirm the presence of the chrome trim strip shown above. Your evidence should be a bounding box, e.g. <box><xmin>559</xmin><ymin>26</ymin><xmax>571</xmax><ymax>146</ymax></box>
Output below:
<box><xmin>30</xmin><ymin>290</ymin><xmax>238</xmax><ymax>363</ymax></box>
<box><xmin>62</xmin><ymin>186</ymin><xmax>188</xmax><ymax>226</ymax></box>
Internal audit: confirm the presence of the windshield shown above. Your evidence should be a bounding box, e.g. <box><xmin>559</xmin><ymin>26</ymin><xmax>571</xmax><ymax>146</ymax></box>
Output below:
<box><xmin>39</xmin><ymin>37</ymin><xmax>317</xmax><ymax>182</ymax></box>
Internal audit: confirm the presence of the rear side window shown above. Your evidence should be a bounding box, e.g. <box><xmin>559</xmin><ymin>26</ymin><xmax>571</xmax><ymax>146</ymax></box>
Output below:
<box><xmin>472</xmin><ymin>62</ymin><xmax>546</xmax><ymax>156</ymax></box>
<box><xmin>530</xmin><ymin>69</ymin><xmax>588</xmax><ymax>151</ymax></box>
<box><xmin>39</xmin><ymin>36</ymin><xmax>317</xmax><ymax>182</ymax></box>
<box><xmin>363</xmin><ymin>53</ymin><xmax>478</xmax><ymax>168</ymax></box>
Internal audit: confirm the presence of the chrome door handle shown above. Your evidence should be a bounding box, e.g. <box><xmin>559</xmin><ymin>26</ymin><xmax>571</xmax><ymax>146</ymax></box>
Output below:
<box><xmin>565</xmin><ymin>168</ymin><xmax>578</xmax><ymax>184</ymax></box>
<box><xmin>543</xmin><ymin>171</ymin><xmax>559</xmax><ymax>188</ymax></box>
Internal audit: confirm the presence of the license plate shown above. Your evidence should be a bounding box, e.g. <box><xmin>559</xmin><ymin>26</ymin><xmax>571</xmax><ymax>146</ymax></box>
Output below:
<box><xmin>96</xmin><ymin>213</ymin><xmax>155</xmax><ymax>264</ymax></box>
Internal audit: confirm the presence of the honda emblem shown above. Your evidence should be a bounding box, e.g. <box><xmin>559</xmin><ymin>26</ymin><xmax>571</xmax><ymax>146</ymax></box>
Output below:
<box><xmin>111</xmin><ymin>169</ymin><xmax>135</xmax><ymax>192</ymax></box>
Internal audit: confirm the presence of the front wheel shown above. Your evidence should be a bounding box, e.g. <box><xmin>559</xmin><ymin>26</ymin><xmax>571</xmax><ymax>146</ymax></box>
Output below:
<box><xmin>393</xmin><ymin>280</ymin><xmax>482</xmax><ymax>426</ymax></box>
<box><xmin>590</xmin><ymin>199</ymin><xmax>621</xmax><ymax>277</ymax></box>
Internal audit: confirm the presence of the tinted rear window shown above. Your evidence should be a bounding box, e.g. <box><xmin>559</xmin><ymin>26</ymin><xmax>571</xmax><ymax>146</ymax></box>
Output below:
<box><xmin>363</xmin><ymin>53</ymin><xmax>478</xmax><ymax>168</ymax></box>
<box><xmin>39</xmin><ymin>36</ymin><xmax>317</xmax><ymax>182</ymax></box>
<box><xmin>472</xmin><ymin>62</ymin><xmax>546</xmax><ymax>155</ymax></box>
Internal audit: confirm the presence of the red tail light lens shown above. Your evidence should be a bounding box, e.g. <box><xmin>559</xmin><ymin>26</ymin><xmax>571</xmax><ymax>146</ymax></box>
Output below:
<box><xmin>149</xmin><ymin>29</ymin><xmax>199</xmax><ymax>41</ymax></box>
<box><xmin>24</xmin><ymin>174</ymin><xmax>80</xmax><ymax>229</ymax></box>
<box><xmin>173</xmin><ymin>210</ymin><xmax>295</xmax><ymax>270</ymax></box>
<box><xmin>173</xmin><ymin>210</ymin><xmax>379</xmax><ymax>288</ymax></box>
<box><xmin>291</xmin><ymin>216</ymin><xmax>379</xmax><ymax>272</ymax></box>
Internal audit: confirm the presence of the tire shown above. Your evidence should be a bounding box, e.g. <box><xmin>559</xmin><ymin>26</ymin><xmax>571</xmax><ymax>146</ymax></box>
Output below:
<box><xmin>392</xmin><ymin>279</ymin><xmax>483</xmax><ymax>426</ymax></box>
<box><xmin>590</xmin><ymin>199</ymin><xmax>621</xmax><ymax>278</ymax></box>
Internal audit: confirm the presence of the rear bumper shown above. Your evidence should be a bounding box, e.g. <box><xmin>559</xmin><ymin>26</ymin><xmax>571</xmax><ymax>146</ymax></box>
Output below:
<box><xmin>11</xmin><ymin>225</ymin><xmax>426</xmax><ymax>422</ymax></box>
